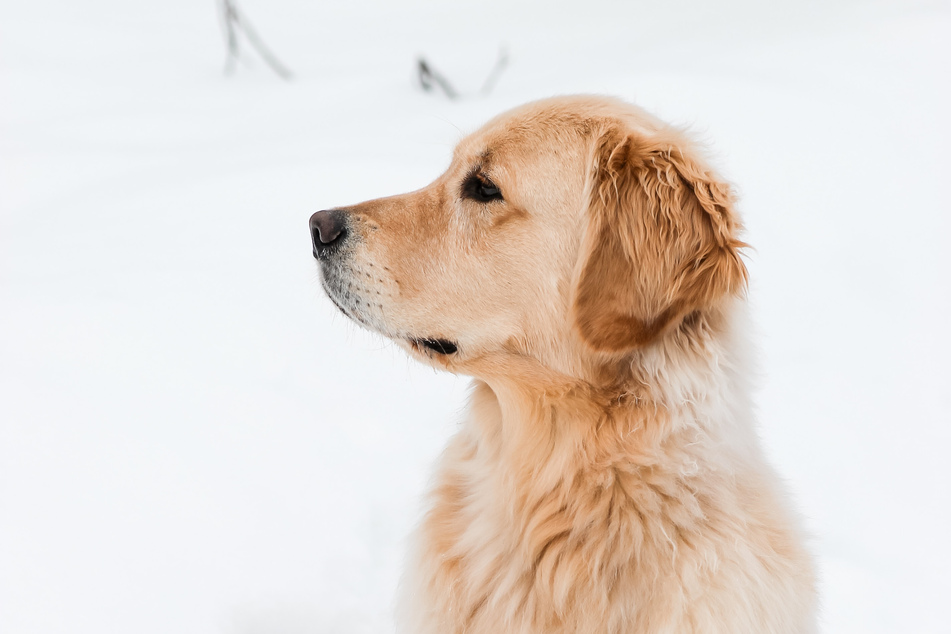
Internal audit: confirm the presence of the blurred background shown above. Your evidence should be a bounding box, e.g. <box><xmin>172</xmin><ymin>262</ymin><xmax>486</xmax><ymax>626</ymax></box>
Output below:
<box><xmin>1</xmin><ymin>1</ymin><xmax>949</xmax><ymax>632</ymax></box>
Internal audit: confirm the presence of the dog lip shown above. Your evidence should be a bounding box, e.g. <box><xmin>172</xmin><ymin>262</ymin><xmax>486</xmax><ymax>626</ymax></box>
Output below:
<box><xmin>412</xmin><ymin>338</ymin><xmax>458</xmax><ymax>355</ymax></box>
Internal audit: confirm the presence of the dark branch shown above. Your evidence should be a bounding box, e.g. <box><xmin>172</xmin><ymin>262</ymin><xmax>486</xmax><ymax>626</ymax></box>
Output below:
<box><xmin>480</xmin><ymin>48</ymin><xmax>509</xmax><ymax>95</ymax></box>
<box><xmin>417</xmin><ymin>47</ymin><xmax>510</xmax><ymax>100</ymax></box>
<box><xmin>417</xmin><ymin>58</ymin><xmax>459</xmax><ymax>100</ymax></box>
<box><xmin>219</xmin><ymin>0</ymin><xmax>292</xmax><ymax>80</ymax></box>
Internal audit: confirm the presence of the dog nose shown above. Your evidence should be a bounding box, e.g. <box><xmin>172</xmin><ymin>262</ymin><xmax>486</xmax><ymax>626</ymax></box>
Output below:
<box><xmin>309</xmin><ymin>209</ymin><xmax>348</xmax><ymax>258</ymax></box>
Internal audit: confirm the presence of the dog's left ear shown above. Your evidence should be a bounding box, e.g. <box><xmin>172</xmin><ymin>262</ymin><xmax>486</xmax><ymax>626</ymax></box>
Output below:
<box><xmin>572</xmin><ymin>125</ymin><xmax>748</xmax><ymax>353</ymax></box>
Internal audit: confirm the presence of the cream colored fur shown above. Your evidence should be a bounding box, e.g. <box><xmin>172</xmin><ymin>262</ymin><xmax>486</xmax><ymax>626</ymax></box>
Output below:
<box><xmin>314</xmin><ymin>96</ymin><xmax>817</xmax><ymax>633</ymax></box>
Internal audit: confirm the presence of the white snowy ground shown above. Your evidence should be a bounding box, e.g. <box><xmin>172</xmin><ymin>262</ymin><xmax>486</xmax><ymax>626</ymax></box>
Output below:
<box><xmin>1</xmin><ymin>0</ymin><xmax>949</xmax><ymax>632</ymax></box>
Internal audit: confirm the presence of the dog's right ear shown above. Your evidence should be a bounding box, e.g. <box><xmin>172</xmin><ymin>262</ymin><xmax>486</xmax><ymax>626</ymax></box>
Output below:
<box><xmin>571</xmin><ymin>124</ymin><xmax>748</xmax><ymax>353</ymax></box>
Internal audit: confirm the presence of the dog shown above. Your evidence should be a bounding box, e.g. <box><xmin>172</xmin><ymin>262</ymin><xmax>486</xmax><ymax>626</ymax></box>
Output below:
<box><xmin>310</xmin><ymin>95</ymin><xmax>817</xmax><ymax>633</ymax></box>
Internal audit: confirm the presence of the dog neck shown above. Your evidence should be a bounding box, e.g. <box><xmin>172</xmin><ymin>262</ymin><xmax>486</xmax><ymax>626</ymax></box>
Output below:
<box><xmin>468</xmin><ymin>298</ymin><xmax>759</xmax><ymax>474</ymax></box>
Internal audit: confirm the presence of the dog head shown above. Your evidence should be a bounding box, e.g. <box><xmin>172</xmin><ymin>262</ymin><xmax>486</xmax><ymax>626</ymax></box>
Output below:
<box><xmin>311</xmin><ymin>96</ymin><xmax>747</xmax><ymax>382</ymax></box>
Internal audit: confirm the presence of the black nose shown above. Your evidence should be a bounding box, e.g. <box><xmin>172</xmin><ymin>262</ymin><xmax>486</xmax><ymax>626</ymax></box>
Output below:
<box><xmin>309</xmin><ymin>209</ymin><xmax>348</xmax><ymax>259</ymax></box>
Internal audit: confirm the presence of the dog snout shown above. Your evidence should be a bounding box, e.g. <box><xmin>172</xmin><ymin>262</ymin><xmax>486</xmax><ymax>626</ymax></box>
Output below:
<box><xmin>310</xmin><ymin>209</ymin><xmax>348</xmax><ymax>259</ymax></box>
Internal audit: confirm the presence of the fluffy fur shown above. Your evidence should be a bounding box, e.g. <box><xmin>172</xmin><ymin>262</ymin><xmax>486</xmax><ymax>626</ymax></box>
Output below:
<box><xmin>312</xmin><ymin>95</ymin><xmax>817</xmax><ymax>633</ymax></box>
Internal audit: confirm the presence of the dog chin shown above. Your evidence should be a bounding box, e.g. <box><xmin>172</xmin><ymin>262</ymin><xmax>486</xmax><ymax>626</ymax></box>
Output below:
<box><xmin>319</xmin><ymin>279</ymin><xmax>375</xmax><ymax>331</ymax></box>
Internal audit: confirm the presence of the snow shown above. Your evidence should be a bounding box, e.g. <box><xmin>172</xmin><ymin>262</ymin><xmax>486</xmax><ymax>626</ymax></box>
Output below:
<box><xmin>1</xmin><ymin>1</ymin><xmax>949</xmax><ymax>632</ymax></box>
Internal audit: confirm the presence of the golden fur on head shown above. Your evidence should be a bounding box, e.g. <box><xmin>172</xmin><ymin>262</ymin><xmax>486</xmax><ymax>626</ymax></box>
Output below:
<box><xmin>313</xmin><ymin>95</ymin><xmax>816</xmax><ymax>633</ymax></box>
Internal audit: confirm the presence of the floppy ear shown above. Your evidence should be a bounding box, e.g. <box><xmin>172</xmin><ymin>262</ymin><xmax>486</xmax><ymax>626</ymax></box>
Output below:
<box><xmin>572</xmin><ymin>126</ymin><xmax>748</xmax><ymax>352</ymax></box>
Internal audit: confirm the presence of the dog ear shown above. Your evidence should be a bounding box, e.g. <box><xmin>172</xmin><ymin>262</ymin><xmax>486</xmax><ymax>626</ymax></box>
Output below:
<box><xmin>571</xmin><ymin>126</ymin><xmax>748</xmax><ymax>353</ymax></box>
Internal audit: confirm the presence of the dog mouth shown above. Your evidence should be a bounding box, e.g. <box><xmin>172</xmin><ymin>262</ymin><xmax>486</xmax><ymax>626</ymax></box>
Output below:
<box><xmin>318</xmin><ymin>258</ymin><xmax>458</xmax><ymax>357</ymax></box>
<box><xmin>410</xmin><ymin>338</ymin><xmax>458</xmax><ymax>355</ymax></box>
<box><xmin>321</xmin><ymin>267</ymin><xmax>459</xmax><ymax>358</ymax></box>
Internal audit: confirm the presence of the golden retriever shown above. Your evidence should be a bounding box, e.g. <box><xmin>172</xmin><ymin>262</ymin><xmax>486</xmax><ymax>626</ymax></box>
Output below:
<box><xmin>310</xmin><ymin>95</ymin><xmax>817</xmax><ymax>633</ymax></box>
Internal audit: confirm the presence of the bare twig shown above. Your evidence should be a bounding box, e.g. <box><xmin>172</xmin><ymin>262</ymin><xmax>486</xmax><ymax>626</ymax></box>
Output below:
<box><xmin>417</xmin><ymin>58</ymin><xmax>459</xmax><ymax>99</ymax></box>
<box><xmin>219</xmin><ymin>0</ymin><xmax>293</xmax><ymax>80</ymax></box>
<box><xmin>417</xmin><ymin>47</ymin><xmax>510</xmax><ymax>100</ymax></box>
<box><xmin>220</xmin><ymin>0</ymin><xmax>239</xmax><ymax>74</ymax></box>
<box><xmin>480</xmin><ymin>48</ymin><xmax>509</xmax><ymax>95</ymax></box>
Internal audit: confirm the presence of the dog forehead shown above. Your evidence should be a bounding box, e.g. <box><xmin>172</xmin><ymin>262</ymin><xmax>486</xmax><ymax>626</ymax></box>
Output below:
<box><xmin>452</xmin><ymin>100</ymin><xmax>604</xmax><ymax>166</ymax></box>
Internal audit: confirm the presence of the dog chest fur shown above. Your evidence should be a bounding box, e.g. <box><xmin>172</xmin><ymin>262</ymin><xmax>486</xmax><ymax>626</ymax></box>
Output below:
<box><xmin>399</xmin><ymin>309</ymin><xmax>816</xmax><ymax>634</ymax></box>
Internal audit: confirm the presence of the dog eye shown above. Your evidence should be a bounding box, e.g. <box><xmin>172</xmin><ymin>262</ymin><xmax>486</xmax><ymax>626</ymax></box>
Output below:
<box><xmin>462</xmin><ymin>173</ymin><xmax>504</xmax><ymax>203</ymax></box>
